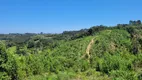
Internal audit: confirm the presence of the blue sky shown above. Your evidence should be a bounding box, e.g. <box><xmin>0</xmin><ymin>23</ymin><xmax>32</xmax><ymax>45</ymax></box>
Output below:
<box><xmin>0</xmin><ymin>0</ymin><xmax>142</xmax><ymax>33</ymax></box>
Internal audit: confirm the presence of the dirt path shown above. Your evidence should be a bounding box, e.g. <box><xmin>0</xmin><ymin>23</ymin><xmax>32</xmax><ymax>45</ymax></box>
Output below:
<box><xmin>81</xmin><ymin>37</ymin><xmax>95</xmax><ymax>62</ymax></box>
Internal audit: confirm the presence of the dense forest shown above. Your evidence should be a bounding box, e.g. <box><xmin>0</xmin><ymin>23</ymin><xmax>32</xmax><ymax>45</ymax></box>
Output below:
<box><xmin>1</xmin><ymin>20</ymin><xmax>142</xmax><ymax>80</ymax></box>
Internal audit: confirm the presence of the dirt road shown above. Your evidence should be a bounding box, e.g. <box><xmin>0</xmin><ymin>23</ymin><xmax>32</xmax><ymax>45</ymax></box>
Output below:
<box><xmin>81</xmin><ymin>37</ymin><xmax>95</xmax><ymax>62</ymax></box>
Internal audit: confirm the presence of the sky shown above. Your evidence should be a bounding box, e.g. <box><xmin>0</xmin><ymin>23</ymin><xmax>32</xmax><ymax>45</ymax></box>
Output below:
<box><xmin>0</xmin><ymin>0</ymin><xmax>142</xmax><ymax>33</ymax></box>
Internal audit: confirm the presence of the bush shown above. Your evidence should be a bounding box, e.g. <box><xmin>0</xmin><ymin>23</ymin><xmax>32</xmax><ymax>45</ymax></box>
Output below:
<box><xmin>110</xmin><ymin>70</ymin><xmax>137</xmax><ymax>80</ymax></box>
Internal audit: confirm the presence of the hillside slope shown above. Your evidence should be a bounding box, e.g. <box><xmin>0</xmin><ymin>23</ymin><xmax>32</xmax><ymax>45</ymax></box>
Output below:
<box><xmin>27</xmin><ymin>29</ymin><xmax>140</xmax><ymax>80</ymax></box>
<box><xmin>1</xmin><ymin>22</ymin><xmax>142</xmax><ymax>80</ymax></box>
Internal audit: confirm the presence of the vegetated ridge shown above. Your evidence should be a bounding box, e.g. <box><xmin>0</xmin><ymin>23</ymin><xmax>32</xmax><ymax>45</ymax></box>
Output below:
<box><xmin>1</xmin><ymin>20</ymin><xmax>142</xmax><ymax>80</ymax></box>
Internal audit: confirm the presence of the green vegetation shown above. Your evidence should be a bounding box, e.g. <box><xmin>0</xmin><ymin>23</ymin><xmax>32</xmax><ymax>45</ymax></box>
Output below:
<box><xmin>1</xmin><ymin>20</ymin><xmax>142</xmax><ymax>80</ymax></box>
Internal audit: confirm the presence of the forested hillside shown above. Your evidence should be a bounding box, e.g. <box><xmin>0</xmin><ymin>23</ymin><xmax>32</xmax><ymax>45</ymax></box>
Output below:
<box><xmin>1</xmin><ymin>20</ymin><xmax>142</xmax><ymax>80</ymax></box>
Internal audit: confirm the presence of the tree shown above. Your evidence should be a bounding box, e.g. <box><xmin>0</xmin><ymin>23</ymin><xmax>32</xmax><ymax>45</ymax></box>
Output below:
<box><xmin>0</xmin><ymin>41</ymin><xmax>7</xmax><ymax>72</ymax></box>
<box><xmin>129</xmin><ymin>20</ymin><xmax>133</xmax><ymax>25</ymax></box>
<box><xmin>88</xmin><ymin>28</ymin><xmax>93</xmax><ymax>35</ymax></box>
<box><xmin>129</xmin><ymin>20</ymin><xmax>141</xmax><ymax>25</ymax></box>
<box><xmin>137</xmin><ymin>20</ymin><xmax>141</xmax><ymax>25</ymax></box>
<box><xmin>0</xmin><ymin>41</ymin><xmax>10</xmax><ymax>80</ymax></box>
